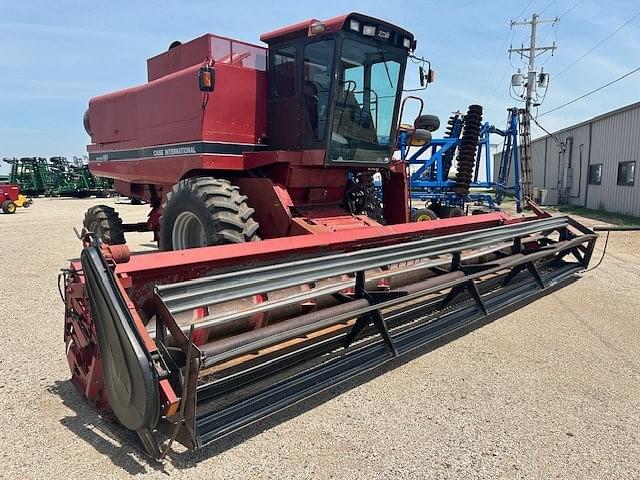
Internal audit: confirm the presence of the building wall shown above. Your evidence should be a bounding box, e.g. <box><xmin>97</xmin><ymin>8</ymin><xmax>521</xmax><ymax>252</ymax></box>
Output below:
<box><xmin>495</xmin><ymin>102</ymin><xmax>640</xmax><ymax>216</ymax></box>
<box><xmin>583</xmin><ymin>106</ymin><xmax>640</xmax><ymax>215</ymax></box>
<box><xmin>533</xmin><ymin>122</ymin><xmax>591</xmax><ymax>208</ymax></box>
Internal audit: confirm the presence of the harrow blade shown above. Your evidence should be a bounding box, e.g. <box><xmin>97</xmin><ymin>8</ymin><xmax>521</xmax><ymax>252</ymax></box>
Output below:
<box><xmin>64</xmin><ymin>213</ymin><xmax>597</xmax><ymax>457</ymax></box>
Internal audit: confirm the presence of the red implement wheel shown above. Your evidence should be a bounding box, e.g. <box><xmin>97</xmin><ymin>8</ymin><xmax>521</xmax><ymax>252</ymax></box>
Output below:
<box><xmin>2</xmin><ymin>200</ymin><xmax>16</xmax><ymax>214</ymax></box>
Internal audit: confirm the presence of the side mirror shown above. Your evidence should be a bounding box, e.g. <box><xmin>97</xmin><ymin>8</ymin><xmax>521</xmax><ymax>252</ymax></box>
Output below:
<box><xmin>198</xmin><ymin>65</ymin><xmax>216</xmax><ymax>92</ymax></box>
<box><xmin>418</xmin><ymin>66</ymin><xmax>436</xmax><ymax>87</ymax></box>
<box><xmin>426</xmin><ymin>68</ymin><xmax>436</xmax><ymax>83</ymax></box>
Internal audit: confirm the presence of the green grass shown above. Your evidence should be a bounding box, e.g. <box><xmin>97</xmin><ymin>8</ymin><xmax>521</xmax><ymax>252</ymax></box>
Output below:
<box><xmin>546</xmin><ymin>205</ymin><xmax>640</xmax><ymax>226</ymax></box>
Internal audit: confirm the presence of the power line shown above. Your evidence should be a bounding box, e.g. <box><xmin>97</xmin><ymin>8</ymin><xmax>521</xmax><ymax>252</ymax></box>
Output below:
<box><xmin>538</xmin><ymin>21</ymin><xmax>556</xmax><ymax>43</ymax></box>
<box><xmin>538</xmin><ymin>66</ymin><xmax>640</xmax><ymax>116</ymax></box>
<box><xmin>554</xmin><ymin>10</ymin><xmax>640</xmax><ymax>79</ymax></box>
<box><xmin>481</xmin><ymin>1</ymin><xmax>534</xmax><ymax>100</ymax></box>
<box><xmin>531</xmin><ymin>114</ymin><xmax>565</xmax><ymax>150</ymax></box>
<box><xmin>540</xmin><ymin>20</ymin><xmax>559</xmax><ymax>67</ymax></box>
<box><xmin>515</xmin><ymin>0</ymin><xmax>535</xmax><ymax>20</ymax></box>
<box><xmin>539</xmin><ymin>0</ymin><xmax>583</xmax><ymax>46</ymax></box>
<box><xmin>539</xmin><ymin>0</ymin><xmax>558</xmax><ymax>15</ymax></box>
<box><xmin>558</xmin><ymin>0</ymin><xmax>584</xmax><ymax>18</ymax></box>
<box><xmin>480</xmin><ymin>28</ymin><xmax>516</xmax><ymax>99</ymax></box>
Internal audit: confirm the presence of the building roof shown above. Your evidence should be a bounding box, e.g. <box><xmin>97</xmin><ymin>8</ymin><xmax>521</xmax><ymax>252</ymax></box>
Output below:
<box><xmin>533</xmin><ymin>100</ymin><xmax>640</xmax><ymax>142</ymax></box>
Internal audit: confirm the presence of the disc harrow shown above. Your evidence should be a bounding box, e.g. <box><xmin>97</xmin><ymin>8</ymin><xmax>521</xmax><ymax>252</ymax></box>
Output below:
<box><xmin>453</xmin><ymin>105</ymin><xmax>483</xmax><ymax>194</ymax></box>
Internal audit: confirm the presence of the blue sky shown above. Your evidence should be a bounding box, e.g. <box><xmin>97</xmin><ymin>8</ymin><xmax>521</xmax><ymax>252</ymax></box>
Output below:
<box><xmin>1</xmin><ymin>0</ymin><xmax>639</xmax><ymax>174</ymax></box>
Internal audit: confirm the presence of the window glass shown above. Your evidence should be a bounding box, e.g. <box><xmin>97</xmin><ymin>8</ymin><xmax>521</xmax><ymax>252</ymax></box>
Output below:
<box><xmin>213</xmin><ymin>37</ymin><xmax>266</xmax><ymax>71</ymax></box>
<box><xmin>617</xmin><ymin>161</ymin><xmax>635</xmax><ymax>186</ymax></box>
<box><xmin>588</xmin><ymin>164</ymin><xmax>602</xmax><ymax>185</ymax></box>
<box><xmin>231</xmin><ymin>43</ymin><xmax>267</xmax><ymax>71</ymax></box>
<box><xmin>211</xmin><ymin>37</ymin><xmax>232</xmax><ymax>63</ymax></box>
<box><xmin>371</xmin><ymin>61</ymin><xmax>400</xmax><ymax>146</ymax></box>
<box><xmin>303</xmin><ymin>40</ymin><xmax>335</xmax><ymax>140</ymax></box>
<box><xmin>344</xmin><ymin>65</ymin><xmax>364</xmax><ymax>106</ymax></box>
<box><xmin>271</xmin><ymin>47</ymin><xmax>296</xmax><ymax>98</ymax></box>
<box><xmin>330</xmin><ymin>38</ymin><xmax>403</xmax><ymax>163</ymax></box>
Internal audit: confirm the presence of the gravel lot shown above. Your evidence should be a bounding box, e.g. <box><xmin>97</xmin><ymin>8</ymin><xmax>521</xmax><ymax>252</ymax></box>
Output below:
<box><xmin>0</xmin><ymin>197</ymin><xmax>638</xmax><ymax>479</ymax></box>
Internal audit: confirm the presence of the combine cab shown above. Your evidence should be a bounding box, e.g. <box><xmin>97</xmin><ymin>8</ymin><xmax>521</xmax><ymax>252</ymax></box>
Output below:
<box><xmin>63</xmin><ymin>12</ymin><xmax>598</xmax><ymax>457</ymax></box>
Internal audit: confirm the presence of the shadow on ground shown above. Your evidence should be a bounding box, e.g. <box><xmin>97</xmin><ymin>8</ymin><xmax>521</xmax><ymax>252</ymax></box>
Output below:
<box><xmin>49</xmin><ymin>380</ymin><xmax>166</xmax><ymax>475</ymax></box>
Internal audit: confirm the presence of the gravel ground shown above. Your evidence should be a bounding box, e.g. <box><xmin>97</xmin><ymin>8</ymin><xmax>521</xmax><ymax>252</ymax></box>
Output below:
<box><xmin>0</xmin><ymin>197</ymin><xmax>638</xmax><ymax>479</ymax></box>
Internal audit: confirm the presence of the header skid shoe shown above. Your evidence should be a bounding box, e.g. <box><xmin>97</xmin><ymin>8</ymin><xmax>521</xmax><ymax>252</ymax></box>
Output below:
<box><xmin>63</xmin><ymin>213</ymin><xmax>596</xmax><ymax>457</ymax></box>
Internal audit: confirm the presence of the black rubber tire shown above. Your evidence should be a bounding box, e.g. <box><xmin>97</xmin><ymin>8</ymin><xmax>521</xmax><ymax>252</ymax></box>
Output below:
<box><xmin>412</xmin><ymin>207</ymin><xmax>438</xmax><ymax>222</ymax></box>
<box><xmin>410</xmin><ymin>128</ymin><xmax>432</xmax><ymax>146</ymax></box>
<box><xmin>2</xmin><ymin>200</ymin><xmax>16</xmax><ymax>214</ymax></box>
<box><xmin>83</xmin><ymin>109</ymin><xmax>92</xmax><ymax>136</ymax></box>
<box><xmin>160</xmin><ymin>177</ymin><xmax>260</xmax><ymax>251</ymax></box>
<box><xmin>414</xmin><ymin>114</ymin><xmax>440</xmax><ymax>132</ymax></box>
<box><xmin>444</xmin><ymin>207</ymin><xmax>465</xmax><ymax>218</ymax></box>
<box><xmin>84</xmin><ymin>205</ymin><xmax>126</xmax><ymax>245</ymax></box>
<box><xmin>472</xmin><ymin>206</ymin><xmax>492</xmax><ymax>215</ymax></box>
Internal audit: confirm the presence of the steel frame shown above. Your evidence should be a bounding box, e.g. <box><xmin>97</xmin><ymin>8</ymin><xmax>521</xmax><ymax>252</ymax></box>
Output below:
<box><xmin>396</xmin><ymin>108</ymin><xmax>522</xmax><ymax>212</ymax></box>
<box><xmin>194</xmin><ymin>261</ymin><xmax>582</xmax><ymax>446</ymax></box>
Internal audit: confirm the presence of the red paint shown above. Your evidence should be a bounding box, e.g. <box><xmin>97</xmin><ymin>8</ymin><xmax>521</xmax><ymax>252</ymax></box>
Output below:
<box><xmin>117</xmin><ymin>212</ymin><xmax>511</xmax><ymax>279</ymax></box>
<box><xmin>382</xmin><ymin>160</ymin><xmax>410</xmax><ymax>225</ymax></box>
<box><xmin>0</xmin><ymin>184</ymin><xmax>21</xmax><ymax>202</ymax></box>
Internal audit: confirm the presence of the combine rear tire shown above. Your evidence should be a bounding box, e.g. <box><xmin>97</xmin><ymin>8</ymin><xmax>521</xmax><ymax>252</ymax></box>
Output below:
<box><xmin>2</xmin><ymin>200</ymin><xmax>16</xmax><ymax>214</ymax></box>
<box><xmin>84</xmin><ymin>205</ymin><xmax>126</xmax><ymax>245</ymax></box>
<box><xmin>160</xmin><ymin>177</ymin><xmax>260</xmax><ymax>251</ymax></box>
<box><xmin>412</xmin><ymin>208</ymin><xmax>438</xmax><ymax>222</ymax></box>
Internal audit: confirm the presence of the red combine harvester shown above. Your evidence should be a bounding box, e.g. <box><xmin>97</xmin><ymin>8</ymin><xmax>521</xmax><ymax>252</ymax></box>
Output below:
<box><xmin>64</xmin><ymin>13</ymin><xmax>597</xmax><ymax>457</ymax></box>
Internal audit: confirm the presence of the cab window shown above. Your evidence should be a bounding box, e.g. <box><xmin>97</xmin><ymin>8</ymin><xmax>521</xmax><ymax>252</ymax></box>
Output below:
<box><xmin>271</xmin><ymin>46</ymin><xmax>296</xmax><ymax>98</ymax></box>
<box><xmin>303</xmin><ymin>40</ymin><xmax>335</xmax><ymax>140</ymax></box>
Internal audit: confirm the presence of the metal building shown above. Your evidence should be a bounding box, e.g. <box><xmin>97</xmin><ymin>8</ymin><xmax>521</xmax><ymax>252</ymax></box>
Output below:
<box><xmin>495</xmin><ymin>101</ymin><xmax>640</xmax><ymax>216</ymax></box>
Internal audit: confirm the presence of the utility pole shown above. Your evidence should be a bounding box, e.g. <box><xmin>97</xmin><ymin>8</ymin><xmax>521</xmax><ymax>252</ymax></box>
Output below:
<box><xmin>508</xmin><ymin>14</ymin><xmax>557</xmax><ymax>201</ymax></box>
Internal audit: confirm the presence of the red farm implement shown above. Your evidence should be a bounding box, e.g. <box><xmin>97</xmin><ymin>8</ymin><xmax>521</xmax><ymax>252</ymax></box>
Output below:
<box><xmin>0</xmin><ymin>184</ymin><xmax>32</xmax><ymax>214</ymax></box>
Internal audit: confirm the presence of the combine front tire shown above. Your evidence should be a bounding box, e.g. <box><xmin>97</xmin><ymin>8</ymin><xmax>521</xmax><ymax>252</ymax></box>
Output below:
<box><xmin>2</xmin><ymin>200</ymin><xmax>16</xmax><ymax>214</ymax></box>
<box><xmin>84</xmin><ymin>205</ymin><xmax>126</xmax><ymax>245</ymax></box>
<box><xmin>160</xmin><ymin>177</ymin><xmax>260</xmax><ymax>251</ymax></box>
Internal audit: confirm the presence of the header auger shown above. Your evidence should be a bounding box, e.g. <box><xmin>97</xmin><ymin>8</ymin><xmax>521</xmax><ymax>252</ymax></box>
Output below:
<box><xmin>63</xmin><ymin>12</ymin><xmax>598</xmax><ymax>457</ymax></box>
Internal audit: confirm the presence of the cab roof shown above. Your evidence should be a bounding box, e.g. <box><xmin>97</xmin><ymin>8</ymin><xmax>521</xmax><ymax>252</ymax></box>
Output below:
<box><xmin>260</xmin><ymin>12</ymin><xmax>414</xmax><ymax>46</ymax></box>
